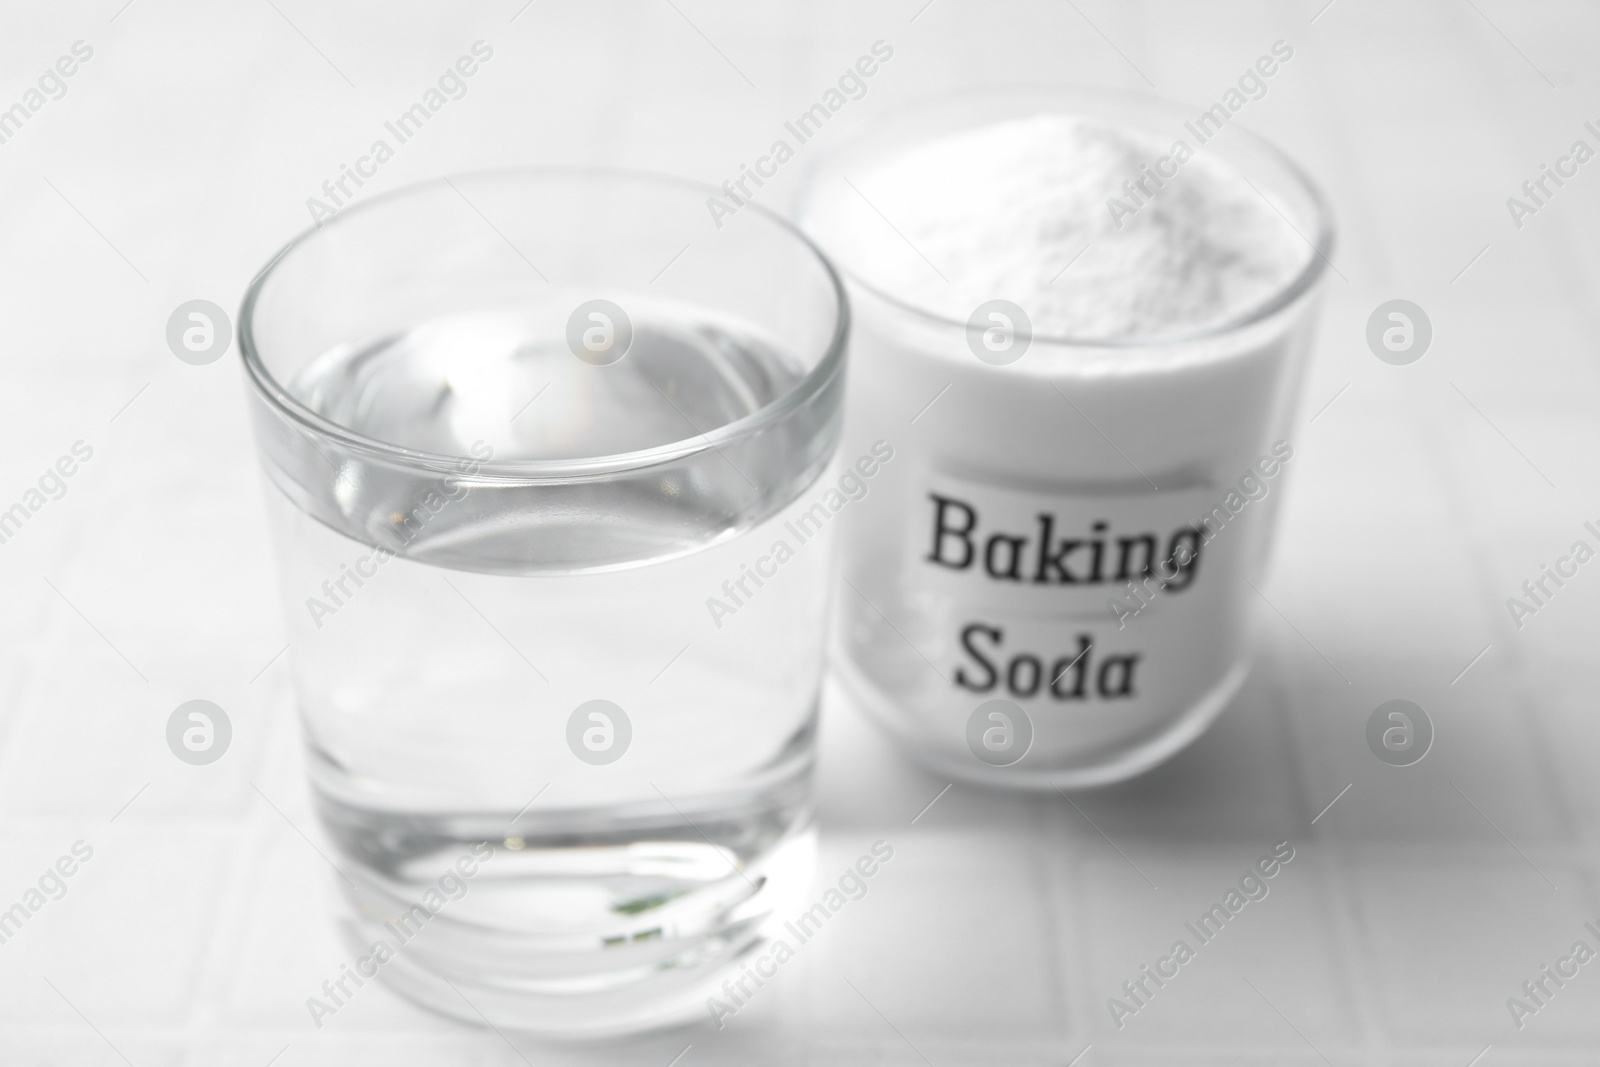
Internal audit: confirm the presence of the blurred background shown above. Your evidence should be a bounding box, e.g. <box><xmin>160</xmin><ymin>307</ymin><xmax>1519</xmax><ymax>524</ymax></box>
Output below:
<box><xmin>2</xmin><ymin>1</ymin><xmax>1600</xmax><ymax>1063</ymax></box>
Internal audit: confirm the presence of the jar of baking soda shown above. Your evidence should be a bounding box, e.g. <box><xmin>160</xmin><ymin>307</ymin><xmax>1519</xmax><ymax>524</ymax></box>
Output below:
<box><xmin>799</xmin><ymin>87</ymin><xmax>1333</xmax><ymax>788</ymax></box>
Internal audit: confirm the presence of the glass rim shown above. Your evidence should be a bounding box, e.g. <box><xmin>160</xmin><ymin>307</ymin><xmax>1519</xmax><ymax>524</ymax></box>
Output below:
<box><xmin>238</xmin><ymin>165</ymin><xmax>850</xmax><ymax>481</ymax></box>
<box><xmin>798</xmin><ymin>84</ymin><xmax>1336</xmax><ymax>350</ymax></box>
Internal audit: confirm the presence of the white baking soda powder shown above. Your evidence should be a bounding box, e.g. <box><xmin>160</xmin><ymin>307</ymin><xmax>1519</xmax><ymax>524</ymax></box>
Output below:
<box><xmin>820</xmin><ymin>114</ymin><xmax>1309</xmax><ymax>339</ymax></box>
<box><xmin>804</xmin><ymin>107</ymin><xmax>1326</xmax><ymax>787</ymax></box>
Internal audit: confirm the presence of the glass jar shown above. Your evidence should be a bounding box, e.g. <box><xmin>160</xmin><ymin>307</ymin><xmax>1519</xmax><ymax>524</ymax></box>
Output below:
<box><xmin>799</xmin><ymin>88</ymin><xmax>1333</xmax><ymax>789</ymax></box>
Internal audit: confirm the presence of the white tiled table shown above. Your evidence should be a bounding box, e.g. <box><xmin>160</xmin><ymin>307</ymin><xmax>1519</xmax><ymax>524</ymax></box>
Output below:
<box><xmin>2</xmin><ymin>1</ymin><xmax>1599</xmax><ymax>1062</ymax></box>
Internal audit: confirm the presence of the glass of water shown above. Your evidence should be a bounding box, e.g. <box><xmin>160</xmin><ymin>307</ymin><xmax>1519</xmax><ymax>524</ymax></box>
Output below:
<box><xmin>238</xmin><ymin>169</ymin><xmax>846</xmax><ymax>1035</ymax></box>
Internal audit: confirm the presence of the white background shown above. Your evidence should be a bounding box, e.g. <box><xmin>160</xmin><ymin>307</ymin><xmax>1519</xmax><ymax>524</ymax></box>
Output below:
<box><xmin>1</xmin><ymin>1</ymin><xmax>1599</xmax><ymax>1063</ymax></box>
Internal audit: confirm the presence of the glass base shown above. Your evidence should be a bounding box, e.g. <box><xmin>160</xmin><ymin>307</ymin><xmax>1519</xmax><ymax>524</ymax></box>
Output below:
<box><xmin>315</xmin><ymin>782</ymin><xmax>817</xmax><ymax>1037</ymax></box>
<box><xmin>832</xmin><ymin>651</ymin><xmax>1252</xmax><ymax>790</ymax></box>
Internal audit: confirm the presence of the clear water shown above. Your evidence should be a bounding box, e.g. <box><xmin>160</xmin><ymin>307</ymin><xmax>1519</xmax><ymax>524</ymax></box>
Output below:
<box><xmin>263</xmin><ymin>306</ymin><xmax>835</xmax><ymax>1033</ymax></box>
<box><xmin>296</xmin><ymin>308</ymin><xmax>806</xmax><ymax>463</ymax></box>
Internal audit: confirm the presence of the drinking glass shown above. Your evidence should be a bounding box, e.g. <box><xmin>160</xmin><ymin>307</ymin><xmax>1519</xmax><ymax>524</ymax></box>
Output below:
<box><xmin>239</xmin><ymin>168</ymin><xmax>847</xmax><ymax>1034</ymax></box>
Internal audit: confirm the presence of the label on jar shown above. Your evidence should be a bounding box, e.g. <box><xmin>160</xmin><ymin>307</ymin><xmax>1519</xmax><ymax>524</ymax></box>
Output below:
<box><xmin>910</xmin><ymin>470</ymin><xmax>1258</xmax><ymax>708</ymax></box>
